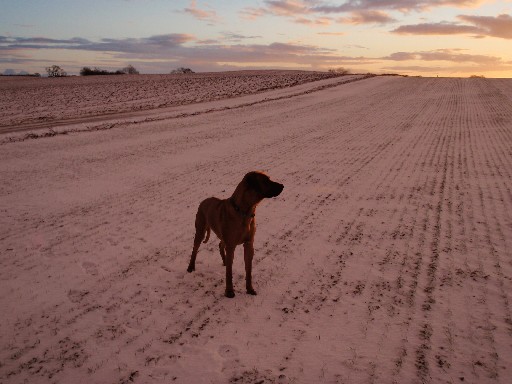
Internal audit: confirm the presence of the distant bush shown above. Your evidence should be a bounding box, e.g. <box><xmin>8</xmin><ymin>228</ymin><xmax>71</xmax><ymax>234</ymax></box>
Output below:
<box><xmin>470</xmin><ymin>75</ymin><xmax>485</xmax><ymax>78</ymax></box>
<box><xmin>328</xmin><ymin>67</ymin><xmax>350</xmax><ymax>75</ymax></box>
<box><xmin>46</xmin><ymin>65</ymin><xmax>67</xmax><ymax>77</ymax></box>
<box><xmin>80</xmin><ymin>67</ymin><xmax>113</xmax><ymax>76</ymax></box>
<box><xmin>80</xmin><ymin>65</ymin><xmax>140</xmax><ymax>76</ymax></box>
<box><xmin>121</xmin><ymin>65</ymin><xmax>139</xmax><ymax>75</ymax></box>
<box><xmin>171</xmin><ymin>67</ymin><xmax>194</xmax><ymax>74</ymax></box>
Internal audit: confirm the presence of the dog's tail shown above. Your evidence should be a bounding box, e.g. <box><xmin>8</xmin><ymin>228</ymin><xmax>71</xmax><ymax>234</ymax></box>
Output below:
<box><xmin>203</xmin><ymin>227</ymin><xmax>211</xmax><ymax>243</ymax></box>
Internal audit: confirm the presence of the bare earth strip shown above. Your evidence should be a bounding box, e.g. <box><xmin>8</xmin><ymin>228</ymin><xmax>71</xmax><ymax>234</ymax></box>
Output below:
<box><xmin>0</xmin><ymin>76</ymin><xmax>511</xmax><ymax>384</ymax></box>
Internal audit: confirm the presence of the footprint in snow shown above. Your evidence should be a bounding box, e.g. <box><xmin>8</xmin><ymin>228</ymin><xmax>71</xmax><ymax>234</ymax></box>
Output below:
<box><xmin>68</xmin><ymin>289</ymin><xmax>89</xmax><ymax>303</ymax></box>
<box><xmin>82</xmin><ymin>261</ymin><xmax>99</xmax><ymax>276</ymax></box>
<box><xmin>218</xmin><ymin>344</ymin><xmax>239</xmax><ymax>359</ymax></box>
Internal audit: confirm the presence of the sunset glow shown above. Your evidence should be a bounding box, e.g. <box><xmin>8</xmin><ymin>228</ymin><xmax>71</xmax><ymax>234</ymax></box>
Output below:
<box><xmin>1</xmin><ymin>0</ymin><xmax>511</xmax><ymax>77</ymax></box>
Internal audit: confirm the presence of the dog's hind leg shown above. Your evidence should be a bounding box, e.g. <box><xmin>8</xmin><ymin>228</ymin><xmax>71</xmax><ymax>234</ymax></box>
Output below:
<box><xmin>219</xmin><ymin>241</ymin><xmax>226</xmax><ymax>266</ymax></box>
<box><xmin>187</xmin><ymin>209</ymin><xmax>207</xmax><ymax>273</ymax></box>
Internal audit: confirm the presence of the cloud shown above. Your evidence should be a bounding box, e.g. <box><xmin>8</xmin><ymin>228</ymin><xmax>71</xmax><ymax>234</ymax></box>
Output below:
<box><xmin>457</xmin><ymin>13</ymin><xmax>512</xmax><ymax>39</ymax></box>
<box><xmin>239</xmin><ymin>2</ymin><xmax>335</xmax><ymax>26</ymax></box>
<box><xmin>220</xmin><ymin>32</ymin><xmax>262</xmax><ymax>42</ymax></box>
<box><xmin>392</xmin><ymin>13</ymin><xmax>512</xmax><ymax>39</ymax></box>
<box><xmin>294</xmin><ymin>17</ymin><xmax>333</xmax><ymax>26</ymax></box>
<box><xmin>382</xmin><ymin>48</ymin><xmax>505</xmax><ymax>65</ymax></box>
<box><xmin>183</xmin><ymin>0</ymin><xmax>219</xmax><ymax>23</ymax></box>
<box><xmin>240</xmin><ymin>0</ymin><xmax>322</xmax><ymax>25</ymax></box>
<box><xmin>0</xmin><ymin>36</ymin><xmax>91</xmax><ymax>46</ymax></box>
<box><xmin>313</xmin><ymin>0</ymin><xmax>485</xmax><ymax>13</ymax></box>
<box><xmin>392</xmin><ymin>22</ymin><xmax>482</xmax><ymax>35</ymax></box>
<box><xmin>0</xmin><ymin>32</ymin><xmax>373</xmax><ymax>70</ymax></box>
<box><xmin>243</xmin><ymin>0</ymin><xmax>486</xmax><ymax>18</ymax></box>
<box><xmin>339</xmin><ymin>10</ymin><xmax>397</xmax><ymax>24</ymax></box>
<box><xmin>381</xmin><ymin>47</ymin><xmax>512</xmax><ymax>74</ymax></box>
<box><xmin>196</xmin><ymin>32</ymin><xmax>262</xmax><ymax>45</ymax></box>
<box><xmin>344</xmin><ymin>44</ymin><xmax>370</xmax><ymax>49</ymax></box>
<box><xmin>1</xmin><ymin>34</ymin><xmax>196</xmax><ymax>53</ymax></box>
<box><xmin>3</xmin><ymin>32</ymin><xmax>510</xmax><ymax>75</ymax></box>
<box><xmin>265</xmin><ymin>0</ymin><xmax>312</xmax><ymax>16</ymax></box>
<box><xmin>240</xmin><ymin>7</ymin><xmax>269</xmax><ymax>20</ymax></box>
<box><xmin>317</xmin><ymin>32</ymin><xmax>346</xmax><ymax>36</ymax></box>
<box><xmin>240</xmin><ymin>1</ymin><xmax>486</xmax><ymax>27</ymax></box>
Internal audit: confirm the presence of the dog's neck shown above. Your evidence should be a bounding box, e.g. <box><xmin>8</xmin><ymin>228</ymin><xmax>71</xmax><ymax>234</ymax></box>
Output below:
<box><xmin>229</xmin><ymin>198</ymin><xmax>255</xmax><ymax>218</ymax></box>
<box><xmin>230</xmin><ymin>183</ymin><xmax>260</xmax><ymax>219</ymax></box>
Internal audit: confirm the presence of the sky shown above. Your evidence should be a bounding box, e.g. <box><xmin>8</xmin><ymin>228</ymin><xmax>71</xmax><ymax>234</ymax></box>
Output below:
<box><xmin>1</xmin><ymin>0</ymin><xmax>511</xmax><ymax>77</ymax></box>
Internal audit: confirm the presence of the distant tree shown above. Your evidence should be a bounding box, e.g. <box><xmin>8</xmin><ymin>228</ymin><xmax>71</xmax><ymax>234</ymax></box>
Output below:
<box><xmin>328</xmin><ymin>67</ymin><xmax>350</xmax><ymax>75</ymax></box>
<box><xmin>46</xmin><ymin>65</ymin><xmax>67</xmax><ymax>77</ymax></box>
<box><xmin>171</xmin><ymin>67</ymin><xmax>194</xmax><ymax>74</ymax></box>
<box><xmin>80</xmin><ymin>67</ymin><xmax>93</xmax><ymax>76</ymax></box>
<box><xmin>121</xmin><ymin>65</ymin><xmax>139</xmax><ymax>74</ymax></box>
<box><xmin>80</xmin><ymin>65</ymin><xmax>139</xmax><ymax>76</ymax></box>
<box><xmin>470</xmin><ymin>74</ymin><xmax>485</xmax><ymax>78</ymax></box>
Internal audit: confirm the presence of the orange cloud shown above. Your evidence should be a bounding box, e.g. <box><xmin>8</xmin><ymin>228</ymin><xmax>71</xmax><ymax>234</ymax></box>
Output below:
<box><xmin>183</xmin><ymin>0</ymin><xmax>219</xmax><ymax>23</ymax></box>
<box><xmin>382</xmin><ymin>49</ymin><xmax>506</xmax><ymax>65</ymax></box>
<box><xmin>241</xmin><ymin>1</ymin><xmax>488</xmax><ymax>26</ymax></box>
<box><xmin>240</xmin><ymin>7</ymin><xmax>268</xmax><ymax>20</ymax></box>
<box><xmin>314</xmin><ymin>0</ymin><xmax>486</xmax><ymax>13</ymax></box>
<box><xmin>339</xmin><ymin>10</ymin><xmax>397</xmax><ymax>24</ymax></box>
<box><xmin>392</xmin><ymin>13</ymin><xmax>512</xmax><ymax>39</ymax></box>
<box><xmin>458</xmin><ymin>14</ymin><xmax>512</xmax><ymax>39</ymax></box>
<box><xmin>317</xmin><ymin>32</ymin><xmax>346</xmax><ymax>36</ymax></box>
<box><xmin>294</xmin><ymin>17</ymin><xmax>333</xmax><ymax>26</ymax></box>
<box><xmin>266</xmin><ymin>0</ymin><xmax>311</xmax><ymax>16</ymax></box>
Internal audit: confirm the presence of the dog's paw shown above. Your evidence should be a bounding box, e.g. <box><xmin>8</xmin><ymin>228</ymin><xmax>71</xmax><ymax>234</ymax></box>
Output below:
<box><xmin>187</xmin><ymin>265</ymin><xmax>195</xmax><ymax>273</ymax></box>
<box><xmin>225</xmin><ymin>290</ymin><xmax>235</xmax><ymax>298</ymax></box>
<box><xmin>246</xmin><ymin>288</ymin><xmax>257</xmax><ymax>296</ymax></box>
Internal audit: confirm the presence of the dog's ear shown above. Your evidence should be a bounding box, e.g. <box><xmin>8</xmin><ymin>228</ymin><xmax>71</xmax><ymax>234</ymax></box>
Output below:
<box><xmin>245</xmin><ymin>172</ymin><xmax>261</xmax><ymax>194</ymax></box>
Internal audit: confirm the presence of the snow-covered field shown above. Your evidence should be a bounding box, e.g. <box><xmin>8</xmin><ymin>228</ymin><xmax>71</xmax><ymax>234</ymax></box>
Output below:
<box><xmin>1</xmin><ymin>74</ymin><xmax>512</xmax><ymax>384</ymax></box>
<box><xmin>0</xmin><ymin>71</ymin><xmax>345</xmax><ymax>133</ymax></box>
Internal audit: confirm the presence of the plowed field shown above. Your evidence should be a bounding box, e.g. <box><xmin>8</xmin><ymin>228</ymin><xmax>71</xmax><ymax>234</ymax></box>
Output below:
<box><xmin>1</xmin><ymin>75</ymin><xmax>511</xmax><ymax>384</ymax></box>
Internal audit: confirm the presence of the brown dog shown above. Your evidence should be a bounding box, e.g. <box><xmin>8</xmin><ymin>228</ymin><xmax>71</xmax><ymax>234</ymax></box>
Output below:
<box><xmin>187</xmin><ymin>171</ymin><xmax>284</xmax><ymax>298</ymax></box>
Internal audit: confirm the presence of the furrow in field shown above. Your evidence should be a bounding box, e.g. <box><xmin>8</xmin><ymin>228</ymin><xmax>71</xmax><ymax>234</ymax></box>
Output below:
<box><xmin>164</xmin><ymin>78</ymin><xmax>443</xmax><ymax>381</ymax></box>
<box><xmin>461</xmin><ymin>79</ymin><xmax>512</xmax><ymax>381</ymax></box>
<box><xmin>2</xmin><ymin>77</ymin><xmax>512</xmax><ymax>383</ymax></box>
<box><xmin>425</xmin><ymin>78</ymin><xmax>512</xmax><ymax>384</ymax></box>
<box><xmin>0</xmin><ymin>78</ymin><xmax>402</xmax><ymax>382</ymax></box>
<box><xmin>247</xmin><ymin>78</ymin><xmax>462</xmax><ymax>382</ymax></box>
<box><xmin>340</xmin><ymin>79</ymin><xmax>451</xmax><ymax>383</ymax></box>
<box><xmin>358</xmin><ymin>80</ymin><xmax>458</xmax><ymax>383</ymax></box>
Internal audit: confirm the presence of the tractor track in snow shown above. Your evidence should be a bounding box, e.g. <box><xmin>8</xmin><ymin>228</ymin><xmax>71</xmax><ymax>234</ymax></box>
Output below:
<box><xmin>1</xmin><ymin>77</ymin><xmax>511</xmax><ymax>384</ymax></box>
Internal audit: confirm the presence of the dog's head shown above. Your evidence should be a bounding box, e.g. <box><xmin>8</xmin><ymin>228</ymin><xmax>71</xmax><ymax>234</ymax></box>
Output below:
<box><xmin>244</xmin><ymin>171</ymin><xmax>284</xmax><ymax>198</ymax></box>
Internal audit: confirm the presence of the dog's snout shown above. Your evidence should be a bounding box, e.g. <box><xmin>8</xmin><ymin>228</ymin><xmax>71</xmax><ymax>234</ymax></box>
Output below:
<box><xmin>270</xmin><ymin>182</ymin><xmax>284</xmax><ymax>197</ymax></box>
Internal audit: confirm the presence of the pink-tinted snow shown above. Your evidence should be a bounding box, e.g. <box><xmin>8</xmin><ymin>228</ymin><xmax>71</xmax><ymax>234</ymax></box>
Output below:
<box><xmin>1</xmin><ymin>74</ymin><xmax>512</xmax><ymax>384</ymax></box>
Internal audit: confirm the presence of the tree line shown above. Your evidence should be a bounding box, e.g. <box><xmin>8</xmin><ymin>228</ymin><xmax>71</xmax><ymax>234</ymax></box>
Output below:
<box><xmin>42</xmin><ymin>64</ymin><xmax>140</xmax><ymax>77</ymax></box>
<box><xmin>80</xmin><ymin>65</ymin><xmax>140</xmax><ymax>76</ymax></box>
<box><xmin>40</xmin><ymin>65</ymin><xmax>195</xmax><ymax>77</ymax></box>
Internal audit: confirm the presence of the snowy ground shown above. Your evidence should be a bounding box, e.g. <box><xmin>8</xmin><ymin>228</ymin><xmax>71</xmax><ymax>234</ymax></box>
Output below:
<box><xmin>1</xmin><ymin>74</ymin><xmax>512</xmax><ymax>384</ymax></box>
<box><xmin>0</xmin><ymin>71</ymin><xmax>344</xmax><ymax>133</ymax></box>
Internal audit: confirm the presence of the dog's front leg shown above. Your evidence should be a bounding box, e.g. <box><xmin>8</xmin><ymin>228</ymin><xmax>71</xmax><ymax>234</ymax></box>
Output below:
<box><xmin>243</xmin><ymin>242</ymin><xmax>257</xmax><ymax>295</ymax></box>
<box><xmin>224</xmin><ymin>245</ymin><xmax>236</xmax><ymax>298</ymax></box>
